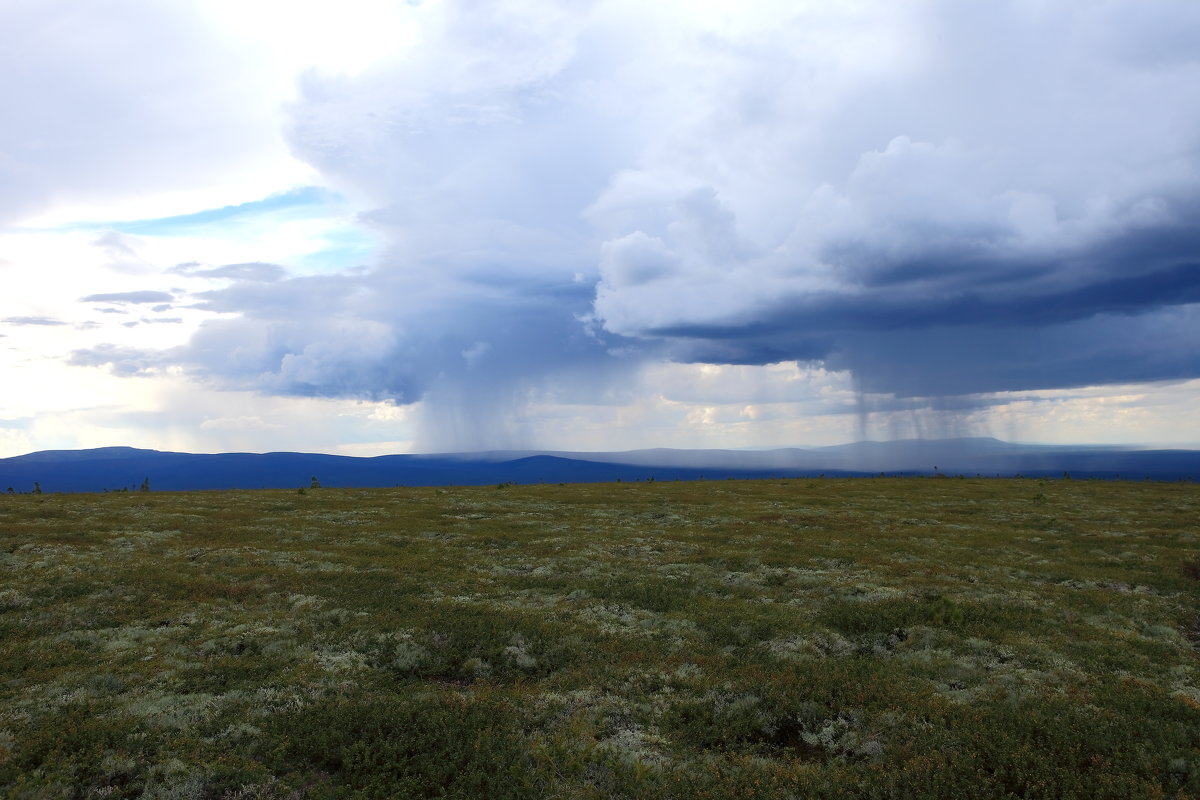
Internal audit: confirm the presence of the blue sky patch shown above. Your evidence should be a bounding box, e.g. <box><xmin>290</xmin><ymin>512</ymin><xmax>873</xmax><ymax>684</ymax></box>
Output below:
<box><xmin>38</xmin><ymin>186</ymin><xmax>344</xmax><ymax>237</ymax></box>
<box><xmin>116</xmin><ymin>186</ymin><xmax>341</xmax><ymax>236</ymax></box>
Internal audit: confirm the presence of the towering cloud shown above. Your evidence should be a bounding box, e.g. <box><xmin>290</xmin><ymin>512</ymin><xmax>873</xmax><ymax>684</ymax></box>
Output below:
<box><xmin>66</xmin><ymin>0</ymin><xmax>1200</xmax><ymax>447</ymax></box>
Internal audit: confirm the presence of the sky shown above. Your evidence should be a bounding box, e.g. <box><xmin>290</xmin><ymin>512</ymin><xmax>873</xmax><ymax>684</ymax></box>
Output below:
<box><xmin>2</xmin><ymin>0</ymin><xmax>1199</xmax><ymax>458</ymax></box>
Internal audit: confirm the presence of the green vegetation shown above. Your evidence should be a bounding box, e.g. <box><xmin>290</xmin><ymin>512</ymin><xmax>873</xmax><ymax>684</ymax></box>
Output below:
<box><xmin>2</xmin><ymin>477</ymin><xmax>1199</xmax><ymax>798</ymax></box>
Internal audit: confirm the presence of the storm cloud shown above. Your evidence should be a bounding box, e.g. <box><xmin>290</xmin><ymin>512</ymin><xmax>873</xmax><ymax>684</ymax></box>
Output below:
<box><xmin>63</xmin><ymin>0</ymin><xmax>1200</xmax><ymax>447</ymax></box>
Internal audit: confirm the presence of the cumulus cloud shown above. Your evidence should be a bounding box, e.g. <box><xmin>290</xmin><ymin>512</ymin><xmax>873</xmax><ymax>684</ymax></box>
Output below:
<box><xmin>584</xmin><ymin>2</ymin><xmax>1200</xmax><ymax>397</ymax></box>
<box><xmin>62</xmin><ymin>0</ymin><xmax>1200</xmax><ymax>447</ymax></box>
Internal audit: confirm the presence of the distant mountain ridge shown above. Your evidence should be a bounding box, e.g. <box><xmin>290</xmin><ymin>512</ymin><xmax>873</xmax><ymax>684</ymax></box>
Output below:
<box><xmin>1</xmin><ymin>438</ymin><xmax>1197</xmax><ymax>493</ymax></box>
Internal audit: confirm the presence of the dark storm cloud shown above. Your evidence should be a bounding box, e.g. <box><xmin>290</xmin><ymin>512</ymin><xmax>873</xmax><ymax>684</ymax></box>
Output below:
<box><xmin>655</xmin><ymin>212</ymin><xmax>1200</xmax><ymax>335</ymax></box>
<box><xmin>611</xmin><ymin>192</ymin><xmax>1200</xmax><ymax>396</ymax></box>
<box><xmin>827</xmin><ymin>309</ymin><xmax>1200</xmax><ymax>398</ymax></box>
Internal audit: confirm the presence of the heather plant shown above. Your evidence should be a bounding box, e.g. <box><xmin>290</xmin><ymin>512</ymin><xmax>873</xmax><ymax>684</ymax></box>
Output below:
<box><xmin>1</xmin><ymin>478</ymin><xmax>1198</xmax><ymax>797</ymax></box>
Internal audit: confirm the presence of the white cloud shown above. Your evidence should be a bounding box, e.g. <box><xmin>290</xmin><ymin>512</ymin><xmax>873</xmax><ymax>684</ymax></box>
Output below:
<box><xmin>0</xmin><ymin>0</ymin><xmax>313</xmax><ymax>226</ymax></box>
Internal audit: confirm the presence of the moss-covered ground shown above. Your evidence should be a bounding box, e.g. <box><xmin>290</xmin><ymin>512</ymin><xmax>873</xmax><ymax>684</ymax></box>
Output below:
<box><xmin>2</xmin><ymin>477</ymin><xmax>1199</xmax><ymax>798</ymax></box>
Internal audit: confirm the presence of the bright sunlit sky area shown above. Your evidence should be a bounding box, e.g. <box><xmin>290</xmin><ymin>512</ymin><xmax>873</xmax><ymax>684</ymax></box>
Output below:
<box><xmin>3</xmin><ymin>0</ymin><xmax>1200</xmax><ymax>458</ymax></box>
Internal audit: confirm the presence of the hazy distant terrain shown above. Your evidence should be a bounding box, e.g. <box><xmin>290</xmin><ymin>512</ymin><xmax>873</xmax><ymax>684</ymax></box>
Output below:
<box><xmin>3</xmin><ymin>438</ymin><xmax>1199</xmax><ymax>493</ymax></box>
<box><xmin>2</xmin><ymin>478</ymin><xmax>1198</xmax><ymax>797</ymax></box>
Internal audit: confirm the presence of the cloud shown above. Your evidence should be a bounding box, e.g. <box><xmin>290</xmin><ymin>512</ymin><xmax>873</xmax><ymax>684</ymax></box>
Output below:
<box><xmin>72</xmin><ymin>256</ymin><xmax>631</xmax><ymax>450</ymax></box>
<box><xmin>4</xmin><ymin>316</ymin><xmax>67</xmax><ymax>327</ymax></box>
<box><xmin>81</xmin><ymin>291</ymin><xmax>175</xmax><ymax>305</ymax></box>
<box><xmin>0</xmin><ymin>0</ymin><xmax>298</xmax><ymax>226</ymax></box>
<box><xmin>199</xmin><ymin>415</ymin><xmax>282</xmax><ymax>431</ymax></box>
<box><xmin>185</xmin><ymin>271</ymin><xmax>619</xmax><ymax>437</ymax></box>
<box><xmin>68</xmin><ymin>344</ymin><xmax>166</xmax><ymax>377</ymax></box>
<box><xmin>61</xmin><ymin>0</ymin><xmax>1200</xmax><ymax>449</ymax></box>
<box><xmin>170</xmin><ymin>261</ymin><xmax>286</xmax><ymax>282</ymax></box>
<box><xmin>585</xmin><ymin>3</ymin><xmax>1200</xmax><ymax>398</ymax></box>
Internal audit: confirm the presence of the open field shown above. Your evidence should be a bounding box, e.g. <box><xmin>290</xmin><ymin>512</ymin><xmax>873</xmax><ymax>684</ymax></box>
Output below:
<box><xmin>2</xmin><ymin>477</ymin><xmax>1199</xmax><ymax>798</ymax></box>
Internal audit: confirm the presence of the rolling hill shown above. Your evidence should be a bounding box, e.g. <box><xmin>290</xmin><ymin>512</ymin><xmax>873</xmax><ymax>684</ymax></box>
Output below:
<box><xmin>1</xmin><ymin>438</ymin><xmax>1197</xmax><ymax>492</ymax></box>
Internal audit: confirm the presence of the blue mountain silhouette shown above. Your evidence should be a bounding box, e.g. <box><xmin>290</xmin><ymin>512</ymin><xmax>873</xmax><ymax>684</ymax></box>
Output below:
<box><xmin>1</xmin><ymin>439</ymin><xmax>1196</xmax><ymax>493</ymax></box>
